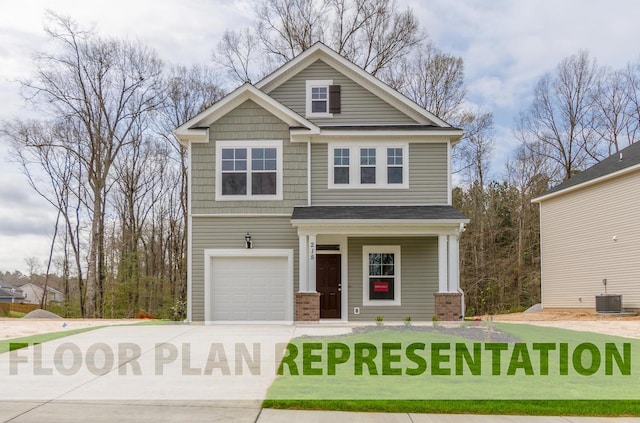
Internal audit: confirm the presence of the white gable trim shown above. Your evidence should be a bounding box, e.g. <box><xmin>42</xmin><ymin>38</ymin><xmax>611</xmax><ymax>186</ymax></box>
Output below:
<box><xmin>174</xmin><ymin>83</ymin><xmax>320</xmax><ymax>146</ymax></box>
<box><xmin>532</xmin><ymin>163</ymin><xmax>640</xmax><ymax>203</ymax></box>
<box><xmin>255</xmin><ymin>43</ymin><xmax>451</xmax><ymax>128</ymax></box>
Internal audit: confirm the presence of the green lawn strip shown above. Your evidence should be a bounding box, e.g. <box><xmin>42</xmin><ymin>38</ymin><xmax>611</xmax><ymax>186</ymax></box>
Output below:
<box><xmin>263</xmin><ymin>324</ymin><xmax>640</xmax><ymax>416</ymax></box>
<box><xmin>262</xmin><ymin>399</ymin><xmax>640</xmax><ymax>416</ymax></box>
<box><xmin>0</xmin><ymin>326</ymin><xmax>105</xmax><ymax>355</ymax></box>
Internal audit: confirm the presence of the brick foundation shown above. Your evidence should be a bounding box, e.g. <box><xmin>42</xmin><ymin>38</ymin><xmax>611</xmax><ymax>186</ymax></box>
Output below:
<box><xmin>295</xmin><ymin>292</ymin><xmax>321</xmax><ymax>321</ymax></box>
<box><xmin>434</xmin><ymin>292</ymin><xmax>463</xmax><ymax>321</ymax></box>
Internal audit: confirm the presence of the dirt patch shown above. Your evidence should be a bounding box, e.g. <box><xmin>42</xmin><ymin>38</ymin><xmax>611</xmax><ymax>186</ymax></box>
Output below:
<box><xmin>482</xmin><ymin>311</ymin><xmax>640</xmax><ymax>339</ymax></box>
<box><xmin>486</xmin><ymin>310</ymin><xmax>640</xmax><ymax>321</ymax></box>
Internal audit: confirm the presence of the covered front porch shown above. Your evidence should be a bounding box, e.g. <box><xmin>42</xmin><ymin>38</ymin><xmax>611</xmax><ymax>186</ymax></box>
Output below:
<box><xmin>291</xmin><ymin>206</ymin><xmax>469</xmax><ymax>322</ymax></box>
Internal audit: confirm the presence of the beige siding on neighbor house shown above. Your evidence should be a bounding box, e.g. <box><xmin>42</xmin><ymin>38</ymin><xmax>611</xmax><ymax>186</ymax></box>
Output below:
<box><xmin>191</xmin><ymin>100</ymin><xmax>307</xmax><ymax>215</ymax></box>
<box><xmin>191</xmin><ymin>216</ymin><xmax>299</xmax><ymax>321</ymax></box>
<box><xmin>268</xmin><ymin>59</ymin><xmax>419</xmax><ymax>125</ymax></box>
<box><xmin>347</xmin><ymin>237</ymin><xmax>438</xmax><ymax>321</ymax></box>
<box><xmin>311</xmin><ymin>142</ymin><xmax>449</xmax><ymax>205</ymax></box>
<box><xmin>540</xmin><ymin>170</ymin><xmax>640</xmax><ymax>310</ymax></box>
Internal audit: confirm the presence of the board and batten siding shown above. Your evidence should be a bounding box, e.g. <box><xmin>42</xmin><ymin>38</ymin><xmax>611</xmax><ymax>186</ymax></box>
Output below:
<box><xmin>311</xmin><ymin>142</ymin><xmax>449</xmax><ymax>205</ymax></box>
<box><xmin>347</xmin><ymin>237</ymin><xmax>438</xmax><ymax>321</ymax></box>
<box><xmin>268</xmin><ymin>59</ymin><xmax>419</xmax><ymax>125</ymax></box>
<box><xmin>191</xmin><ymin>216</ymin><xmax>299</xmax><ymax>321</ymax></box>
<box><xmin>191</xmin><ymin>100</ymin><xmax>307</xmax><ymax>215</ymax></box>
<box><xmin>540</xmin><ymin>170</ymin><xmax>640</xmax><ymax>310</ymax></box>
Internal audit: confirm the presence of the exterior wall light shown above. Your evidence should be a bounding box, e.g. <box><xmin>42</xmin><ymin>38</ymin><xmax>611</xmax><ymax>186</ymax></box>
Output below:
<box><xmin>245</xmin><ymin>233</ymin><xmax>253</xmax><ymax>249</ymax></box>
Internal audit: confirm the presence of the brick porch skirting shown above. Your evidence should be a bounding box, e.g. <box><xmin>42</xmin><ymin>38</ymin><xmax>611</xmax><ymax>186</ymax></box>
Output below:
<box><xmin>295</xmin><ymin>292</ymin><xmax>321</xmax><ymax>321</ymax></box>
<box><xmin>434</xmin><ymin>292</ymin><xmax>463</xmax><ymax>321</ymax></box>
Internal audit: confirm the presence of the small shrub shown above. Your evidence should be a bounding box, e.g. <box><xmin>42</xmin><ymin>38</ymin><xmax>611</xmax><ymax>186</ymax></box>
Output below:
<box><xmin>375</xmin><ymin>315</ymin><xmax>384</xmax><ymax>326</ymax></box>
<box><xmin>403</xmin><ymin>316</ymin><xmax>412</xmax><ymax>326</ymax></box>
<box><xmin>170</xmin><ymin>299</ymin><xmax>187</xmax><ymax>321</ymax></box>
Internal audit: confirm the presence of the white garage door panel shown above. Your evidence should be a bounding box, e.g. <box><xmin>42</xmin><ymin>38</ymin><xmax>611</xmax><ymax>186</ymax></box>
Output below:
<box><xmin>210</xmin><ymin>256</ymin><xmax>289</xmax><ymax>321</ymax></box>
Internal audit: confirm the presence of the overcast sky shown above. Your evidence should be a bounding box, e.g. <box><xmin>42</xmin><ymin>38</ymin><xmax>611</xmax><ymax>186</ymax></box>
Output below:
<box><xmin>1</xmin><ymin>0</ymin><xmax>639</xmax><ymax>274</ymax></box>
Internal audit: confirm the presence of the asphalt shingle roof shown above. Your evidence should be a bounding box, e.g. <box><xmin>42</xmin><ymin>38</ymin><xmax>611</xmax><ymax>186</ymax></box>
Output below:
<box><xmin>291</xmin><ymin>205</ymin><xmax>467</xmax><ymax>220</ymax></box>
<box><xmin>542</xmin><ymin>141</ymin><xmax>640</xmax><ymax>197</ymax></box>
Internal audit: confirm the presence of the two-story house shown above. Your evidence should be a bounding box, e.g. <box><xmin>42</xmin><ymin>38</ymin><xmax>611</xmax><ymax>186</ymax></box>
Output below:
<box><xmin>175</xmin><ymin>43</ymin><xmax>468</xmax><ymax>323</ymax></box>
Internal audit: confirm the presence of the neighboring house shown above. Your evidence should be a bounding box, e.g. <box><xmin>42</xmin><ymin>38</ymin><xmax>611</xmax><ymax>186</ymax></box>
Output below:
<box><xmin>18</xmin><ymin>283</ymin><xmax>64</xmax><ymax>305</ymax></box>
<box><xmin>533</xmin><ymin>141</ymin><xmax>640</xmax><ymax>311</ymax></box>
<box><xmin>175</xmin><ymin>43</ymin><xmax>468</xmax><ymax>323</ymax></box>
<box><xmin>0</xmin><ymin>282</ymin><xmax>26</xmax><ymax>303</ymax></box>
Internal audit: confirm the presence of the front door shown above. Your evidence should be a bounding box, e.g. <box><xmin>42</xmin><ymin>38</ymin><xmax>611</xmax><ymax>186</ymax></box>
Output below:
<box><xmin>317</xmin><ymin>254</ymin><xmax>341</xmax><ymax>318</ymax></box>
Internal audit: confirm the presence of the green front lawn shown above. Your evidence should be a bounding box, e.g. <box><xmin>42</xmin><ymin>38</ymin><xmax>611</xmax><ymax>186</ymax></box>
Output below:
<box><xmin>264</xmin><ymin>322</ymin><xmax>640</xmax><ymax>416</ymax></box>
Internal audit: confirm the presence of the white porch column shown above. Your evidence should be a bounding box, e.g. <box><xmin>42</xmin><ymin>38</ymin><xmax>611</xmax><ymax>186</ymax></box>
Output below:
<box><xmin>438</xmin><ymin>235</ymin><xmax>448</xmax><ymax>292</ymax></box>
<box><xmin>298</xmin><ymin>234</ymin><xmax>309</xmax><ymax>292</ymax></box>
<box><xmin>308</xmin><ymin>234</ymin><xmax>317</xmax><ymax>292</ymax></box>
<box><xmin>447</xmin><ymin>234</ymin><xmax>460</xmax><ymax>292</ymax></box>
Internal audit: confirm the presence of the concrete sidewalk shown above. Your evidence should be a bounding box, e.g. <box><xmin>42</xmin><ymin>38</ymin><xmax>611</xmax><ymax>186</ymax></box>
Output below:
<box><xmin>2</xmin><ymin>403</ymin><xmax>640</xmax><ymax>423</ymax></box>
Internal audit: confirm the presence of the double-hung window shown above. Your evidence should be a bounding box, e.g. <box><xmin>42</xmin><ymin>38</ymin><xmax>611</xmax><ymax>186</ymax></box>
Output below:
<box><xmin>363</xmin><ymin>246</ymin><xmax>401</xmax><ymax>306</ymax></box>
<box><xmin>216</xmin><ymin>140</ymin><xmax>283</xmax><ymax>200</ymax></box>
<box><xmin>360</xmin><ymin>148</ymin><xmax>376</xmax><ymax>184</ymax></box>
<box><xmin>328</xmin><ymin>143</ymin><xmax>408</xmax><ymax>189</ymax></box>
<box><xmin>333</xmin><ymin>148</ymin><xmax>350</xmax><ymax>184</ymax></box>
<box><xmin>387</xmin><ymin>148</ymin><xmax>403</xmax><ymax>184</ymax></box>
<box><xmin>306</xmin><ymin>80</ymin><xmax>336</xmax><ymax>118</ymax></box>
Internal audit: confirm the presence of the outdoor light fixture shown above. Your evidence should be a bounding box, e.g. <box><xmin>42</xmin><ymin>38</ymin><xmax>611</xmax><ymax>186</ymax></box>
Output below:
<box><xmin>244</xmin><ymin>233</ymin><xmax>253</xmax><ymax>249</ymax></box>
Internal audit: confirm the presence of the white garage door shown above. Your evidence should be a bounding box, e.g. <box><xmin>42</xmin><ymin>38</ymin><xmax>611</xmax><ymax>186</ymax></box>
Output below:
<box><xmin>210</xmin><ymin>255</ymin><xmax>289</xmax><ymax>321</ymax></box>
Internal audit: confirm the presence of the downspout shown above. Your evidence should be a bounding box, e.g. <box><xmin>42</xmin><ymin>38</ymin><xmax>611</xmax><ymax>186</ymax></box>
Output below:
<box><xmin>458</xmin><ymin>222</ymin><xmax>466</xmax><ymax>319</ymax></box>
<box><xmin>307</xmin><ymin>140</ymin><xmax>312</xmax><ymax>206</ymax></box>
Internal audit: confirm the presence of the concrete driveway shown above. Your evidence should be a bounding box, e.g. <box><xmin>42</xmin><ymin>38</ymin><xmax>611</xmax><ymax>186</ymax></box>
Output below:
<box><xmin>0</xmin><ymin>323</ymin><xmax>352</xmax><ymax>422</ymax></box>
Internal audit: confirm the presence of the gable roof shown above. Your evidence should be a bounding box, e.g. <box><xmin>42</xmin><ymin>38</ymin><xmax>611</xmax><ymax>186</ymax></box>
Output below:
<box><xmin>0</xmin><ymin>287</ymin><xmax>25</xmax><ymax>300</ymax></box>
<box><xmin>255</xmin><ymin>42</ymin><xmax>453</xmax><ymax>128</ymax></box>
<box><xmin>534</xmin><ymin>141</ymin><xmax>640</xmax><ymax>202</ymax></box>
<box><xmin>174</xmin><ymin>83</ymin><xmax>320</xmax><ymax>145</ymax></box>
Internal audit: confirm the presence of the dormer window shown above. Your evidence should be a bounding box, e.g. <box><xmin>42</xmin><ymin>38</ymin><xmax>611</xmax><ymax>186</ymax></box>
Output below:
<box><xmin>306</xmin><ymin>80</ymin><xmax>340</xmax><ymax>118</ymax></box>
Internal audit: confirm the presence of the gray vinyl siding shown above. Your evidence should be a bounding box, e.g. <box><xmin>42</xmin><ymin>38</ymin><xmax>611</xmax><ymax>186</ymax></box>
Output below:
<box><xmin>191</xmin><ymin>216</ymin><xmax>299</xmax><ymax>321</ymax></box>
<box><xmin>311</xmin><ymin>143</ymin><xmax>449</xmax><ymax>205</ymax></box>
<box><xmin>191</xmin><ymin>100</ymin><xmax>307</xmax><ymax>214</ymax></box>
<box><xmin>268</xmin><ymin>59</ymin><xmax>419</xmax><ymax>125</ymax></box>
<box><xmin>347</xmin><ymin>237</ymin><xmax>438</xmax><ymax>321</ymax></box>
<box><xmin>540</xmin><ymin>170</ymin><xmax>640</xmax><ymax>310</ymax></box>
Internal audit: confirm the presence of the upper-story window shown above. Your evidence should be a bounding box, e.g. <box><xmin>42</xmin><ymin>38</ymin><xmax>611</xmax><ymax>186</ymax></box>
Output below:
<box><xmin>333</xmin><ymin>148</ymin><xmax>350</xmax><ymax>184</ymax></box>
<box><xmin>216</xmin><ymin>140</ymin><xmax>283</xmax><ymax>201</ymax></box>
<box><xmin>328</xmin><ymin>143</ymin><xmax>408</xmax><ymax>189</ymax></box>
<box><xmin>306</xmin><ymin>80</ymin><xmax>340</xmax><ymax>118</ymax></box>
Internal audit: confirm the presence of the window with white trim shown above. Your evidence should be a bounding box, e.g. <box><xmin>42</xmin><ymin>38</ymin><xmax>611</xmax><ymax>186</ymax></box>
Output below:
<box><xmin>306</xmin><ymin>80</ymin><xmax>333</xmax><ymax>118</ymax></box>
<box><xmin>363</xmin><ymin>246</ymin><xmax>401</xmax><ymax>306</ymax></box>
<box><xmin>328</xmin><ymin>143</ymin><xmax>409</xmax><ymax>189</ymax></box>
<box><xmin>216</xmin><ymin>140</ymin><xmax>283</xmax><ymax>201</ymax></box>
<box><xmin>333</xmin><ymin>148</ymin><xmax>350</xmax><ymax>184</ymax></box>
<box><xmin>387</xmin><ymin>147</ymin><xmax>403</xmax><ymax>184</ymax></box>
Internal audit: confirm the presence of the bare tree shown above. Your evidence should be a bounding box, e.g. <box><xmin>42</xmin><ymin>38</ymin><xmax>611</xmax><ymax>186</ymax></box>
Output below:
<box><xmin>213</xmin><ymin>28</ymin><xmax>261</xmax><ymax>84</ymax></box>
<box><xmin>215</xmin><ymin>0</ymin><xmax>420</xmax><ymax>84</ymax></box>
<box><xmin>392</xmin><ymin>42</ymin><xmax>467</xmax><ymax>123</ymax></box>
<box><xmin>156</xmin><ymin>64</ymin><xmax>224</xmax><ymax>312</ymax></box>
<box><xmin>20</xmin><ymin>12</ymin><xmax>164</xmax><ymax>317</ymax></box>
<box><xmin>4</xmin><ymin>119</ymin><xmax>87</xmax><ymax>314</ymax></box>
<box><xmin>592</xmin><ymin>68</ymin><xmax>638</xmax><ymax>155</ymax></box>
<box><xmin>455</xmin><ymin>110</ymin><xmax>494</xmax><ymax>185</ymax></box>
<box><xmin>518</xmin><ymin>51</ymin><xmax>602</xmax><ymax>180</ymax></box>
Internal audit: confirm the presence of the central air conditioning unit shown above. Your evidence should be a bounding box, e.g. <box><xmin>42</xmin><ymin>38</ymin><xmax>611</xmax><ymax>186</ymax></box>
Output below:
<box><xmin>595</xmin><ymin>294</ymin><xmax>622</xmax><ymax>313</ymax></box>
